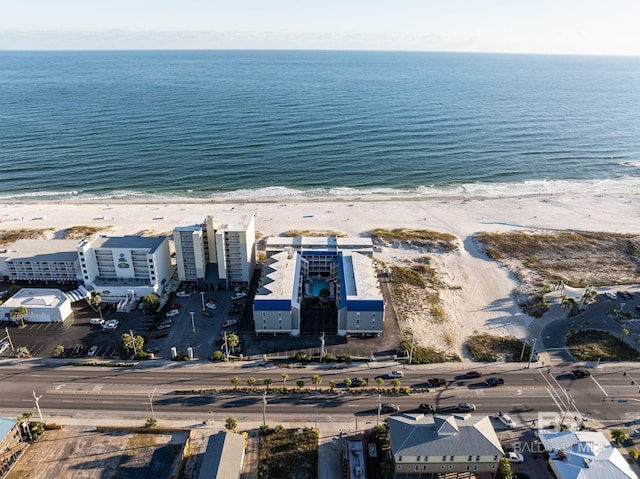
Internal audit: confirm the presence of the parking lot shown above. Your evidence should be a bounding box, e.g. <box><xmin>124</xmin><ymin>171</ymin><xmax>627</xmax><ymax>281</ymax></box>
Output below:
<box><xmin>1</xmin><ymin>287</ymin><xmax>250</xmax><ymax>361</ymax></box>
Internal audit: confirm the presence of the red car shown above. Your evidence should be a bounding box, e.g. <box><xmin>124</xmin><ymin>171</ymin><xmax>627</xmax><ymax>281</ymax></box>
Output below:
<box><xmin>169</xmin><ymin>303</ymin><xmax>182</xmax><ymax>310</ymax></box>
<box><xmin>466</xmin><ymin>371</ymin><xmax>482</xmax><ymax>378</ymax></box>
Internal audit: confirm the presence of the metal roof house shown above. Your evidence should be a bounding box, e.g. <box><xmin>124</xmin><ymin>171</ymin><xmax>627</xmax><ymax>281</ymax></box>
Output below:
<box><xmin>198</xmin><ymin>431</ymin><xmax>245</xmax><ymax>479</ymax></box>
<box><xmin>388</xmin><ymin>414</ymin><xmax>504</xmax><ymax>478</ymax></box>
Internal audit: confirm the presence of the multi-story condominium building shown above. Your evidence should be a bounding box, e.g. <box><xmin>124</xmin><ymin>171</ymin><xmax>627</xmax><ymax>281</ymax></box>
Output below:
<box><xmin>388</xmin><ymin>414</ymin><xmax>504</xmax><ymax>478</ymax></box>
<box><xmin>77</xmin><ymin>235</ymin><xmax>172</xmax><ymax>303</ymax></box>
<box><xmin>254</xmin><ymin>237</ymin><xmax>383</xmax><ymax>337</ymax></box>
<box><xmin>0</xmin><ymin>239</ymin><xmax>80</xmax><ymax>283</ymax></box>
<box><xmin>173</xmin><ymin>214</ymin><xmax>256</xmax><ymax>290</ymax></box>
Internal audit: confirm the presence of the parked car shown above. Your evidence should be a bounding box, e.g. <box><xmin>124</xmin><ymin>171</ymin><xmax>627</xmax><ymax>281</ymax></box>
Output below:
<box><xmin>89</xmin><ymin>318</ymin><xmax>105</xmax><ymax>326</ymax></box>
<box><xmin>496</xmin><ymin>411</ymin><xmax>516</xmax><ymax>429</ymax></box>
<box><xmin>157</xmin><ymin>323</ymin><xmax>171</xmax><ymax>330</ymax></box>
<box><xmin>166</xmin><ymin>309</ymin><xmax>180</xmax><ymax>317</ymax></box>
<box><xmin>201</xmin><ymin>310</ymin><xmax>213</xmax><ymax>317</ymax></box>
<box><xmin>103</xmin><ymin>319</ymin><xmax>119</xmax><ymax>330</ymax></box>
<box><xmin>72</xmin><ymin>344</ymin><xmax>84</xmax><ymax>356</ymax></box>
<box><xmin>158</xmin><ymin>319</ymin><xmax>172</xmax><ymax>326</ymax></box>
<box><xmin>387</xmin><ymin>370</ymin><xmax>404</xmax><ymax>379</ymax></box>
<box><xmin>231</xmin><ymin>292</ymin><xmax>247</xmax><ymax>301</ymax></box>
<box><xmin>418</xmin><ymin>404</ymin><xmax>437</xmax><ymax>413</ymax></box>
<box><xmin>205</xmin><ymin>303</ymin><xmax>217</xmax><ymax>310</ymax></box>
<box><xmin>486</xmin><ymin>377</ymin><xmax>505</xmax><ymax>387</ymax></box>
<box><xmin>457</xmin><ymin>402</ymin><xmax>476</xmax><ymax>412</ymax></box>
<box><xmin>506</xmin><ymin>452</ymin><xmax>524</xmax><ymax>463</ymax></box>
<box><xmin>380</xmin><ymin>403</ymin><xmax>400</xmax><ymax>414</ymax></box>
<box><xmin>145</xmin><ymin>346</ymin><xmax>160</xmax><ymax>354</ymax></box>
<box><xmin>137</xmin><ymin>302</ymin><xmax>146</xmax><ymax>310</ymax></box>
<box><xmin>0</xmin><ymin>340</ymin><xmax>11</xmax><ymax>354</ymax></box>
<box><xmin>168</xmin><ymin>303</ymin><xmax>182</xmax><ymax>310</ymax></box>
<box><xmin>229</xmin><ymin>308</ymin><xmax>243</xmax><ymax>315</ymax></box>
<box><xmin>572</xmin><ymin>369</ymin><xmax>591</xmax><ymax>378</ymax></box>
<box><xmin>176</xmin><ymin>291</ymin><xmax>191</xmax><ymax>298</ymax></box>
<box><xmin>154</xmin><ymin>330</ymin><xmax>169</xmax><ymax>338</ymax></box>
<box><xmin>465</xmin><ymin>371</ymin><xmax>482</xmax><ymax>378</ymax></box>
<box><xmin>605</xmin><ymin>291</ymin><xmax>617</xmax><ymax>300</ymax></box>
<box><xmin>87</xmin><ymin>346</ymin><xmax>98</xmax><ymax>357</ymax></box>
<box><xmin>222</xmin><ymin>319</ymin><xmax>238</xmax><ymax>328</ymax></box>
<box><xmin>428</xmin><ymin>378</ymin><xmax>447</xmax><ymax>387</ymax></box>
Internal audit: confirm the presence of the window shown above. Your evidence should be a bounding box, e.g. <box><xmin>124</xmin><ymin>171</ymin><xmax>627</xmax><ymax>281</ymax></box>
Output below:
<box><xmin>442</xmin><ymin>456</ymin><xmax>446</xmax><ymax>461</ymax></box>
<box><xmin>475</xmin><ymin>456</ymin><xmax>480</xmax><ymax>461</ymax></box>
<box><xmin>398</xmin><ymin>457</ymin><xmax>402</xmax><ymax>462</ymax></box>
<box><xmin>440</xmin><ymin>465</ymin><xmax>445</xmax><ymax>470</ymax></box>
<box><xmin>468</xmin><ymin>455</ymin><xmax>472</xmax><ymax>461</ymax></box>
<box><xmin>473</xmin><ymin>465</ymin><xmax>479</xmax><ymax>471</ymax></box>
<box><xmin>416</xmin><ymin>456</ymin><xmax>420</xmax><ymax>462</ymax></box>
<box><xmin>493</xmin><ymin>455</ymin><xmax>498</xmax><ymax>461</ymax></box>
<box><xmin>466</xmin><ymin>465</ymin><xmax>471</xmax><ymax>471</ymax></box>
<box><xmin>450</xmin><ymin>456</ymin><xmax>454</xmax><ymax>461</ymax></box>
<box><xmin>448</xmin><ymin>465</ymin><xmax>453</xmax><ymax>470</ymax></box>
<box><xmin>422</xmin><ymin>465</ymin><xmax>427</xmax><ymax>471</ymax></box>
<box><xmin>423</xmin><ymin>456</ymin><xmax>428</xmax><ymax>462</ymax></box>
<box><xmin>415</xmin><ymin>466</ymin><xmax>419</xmax><ymax>471</ymax></box>
<box><xmin>491</xmin><ymin>464</ymin><xmax>496</xmax><ymax>469</ymax></box>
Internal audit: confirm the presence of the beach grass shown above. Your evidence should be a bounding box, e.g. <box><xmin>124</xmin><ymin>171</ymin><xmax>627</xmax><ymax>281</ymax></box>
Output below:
<box><xmin>63</xmin><ymin>225</ymin><xmax>109</xmax><ymax>239</ymax></box>
<box><xmin>475</xmin><ymin>231</ymin><xmax>640</xmax><ymax>288</ymax></box>
<box><xmin>370</xmin><ymin>228</ymin><xmax>458</xmax><ymax>251</ymax></box>
<box><xmin>566</xmin><ymin>330</ymin><xmax>640</xmax><ymax>361</ymax></box>
<box><xmin>0</xmin><ymin>228</ymin><xmax>54</xmax><ymax>245</ymax></box>
<box><xmin>465</xmin><ymin>333</ymin><xmax>531</xmax><ymax>362</ymax></box>
<box><xmin>259</xmin><ymin>426</ymin><xmax>318</xmax><ymax>478</ymax></box>
<box><xmin>280</xmin><ymin>229</ymin><xmax>350</xmax><ymax>238</ymax></box>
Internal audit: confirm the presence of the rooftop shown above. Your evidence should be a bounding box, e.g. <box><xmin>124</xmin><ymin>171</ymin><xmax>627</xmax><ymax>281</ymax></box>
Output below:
<box><xmin>87</xmin><ymin>235</ymin><xmax>166</xmax><ymax>253</ymax></box>
<box><xmin>2</xmin><ymin>239</ymin><xmax>79</xmax><ymax>262</ymax></box>
<box><xmin>1</xmin><ymin>288</ymin><xmax>70</xmax><ymax>309</ymax></box>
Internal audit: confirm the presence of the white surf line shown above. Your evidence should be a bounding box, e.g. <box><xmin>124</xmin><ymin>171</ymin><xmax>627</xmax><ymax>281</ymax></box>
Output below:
<box><xmin>591</xmin><ymin>377</ymin><xmax>609</xmax><ymax>397</ymax></box>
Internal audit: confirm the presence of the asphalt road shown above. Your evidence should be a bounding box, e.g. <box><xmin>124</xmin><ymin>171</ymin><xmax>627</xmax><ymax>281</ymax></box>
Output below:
<box><xmin>2</xmin><ymin>360</ymin><xmax>640</xmax><ymax>428</ymax></box>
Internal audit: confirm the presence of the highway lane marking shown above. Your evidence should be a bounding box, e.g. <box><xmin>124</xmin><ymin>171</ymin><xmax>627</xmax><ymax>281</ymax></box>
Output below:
<box><xmin>592</xmin><ymin>377</ymin><xmax>609</xmax><ymax>397</ymax></box>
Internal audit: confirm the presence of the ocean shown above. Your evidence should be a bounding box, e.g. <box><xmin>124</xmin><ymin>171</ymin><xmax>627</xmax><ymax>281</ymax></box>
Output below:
<box><xmin>1</xmin><ymin>50</ymin><xmax>639</xmax><ymax>201</ymax></box>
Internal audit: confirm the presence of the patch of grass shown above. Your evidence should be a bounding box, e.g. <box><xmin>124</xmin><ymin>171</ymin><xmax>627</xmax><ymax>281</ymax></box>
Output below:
<box><xmin>62</xmin><ymin>225</ymin><xmax>108</xmax><ymax>239</ymax></box>
<box><xmin>370</xmin><ymin>228</ymin><xmax>459</xmax><ymax>252</ymax></box>
<box><xmin>475</xmin><ymin>231</ymin><xmax>640</xmax><ymax>287</ymax></box>
<box><xmin>465</xmin><ymin>333</ymin><xmax>531</xmax><ymax>362</ymax></box>
<box><xmin>0</xmin><ymin>228</ymin><xmax>54</xmax><ymax>245</ymax></box>
<box><xmin>259</xmin><ymin>426</ymin><xmax>318</xmax><ymax>479</ymax></box>
<box><xmin>399</xmin><ymin>339</ymin><xmax>461</xmax><ymax>364</ymax></box>
<box><xmin>280</xmin><ymin>229</ymin><xmax>350</xmax><ymax>238</ymax></box>
<box><xmin>566</xmin><ymin>330</ymin><xmax>640</xmax><ymax>361</ymax></box>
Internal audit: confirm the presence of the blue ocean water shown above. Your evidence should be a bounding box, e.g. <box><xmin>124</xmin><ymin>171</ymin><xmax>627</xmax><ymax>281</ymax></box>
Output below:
<box><xmin>1</xmin><ymin>50</ymin><xmax>639</xmax><ymax>201</ymax></box>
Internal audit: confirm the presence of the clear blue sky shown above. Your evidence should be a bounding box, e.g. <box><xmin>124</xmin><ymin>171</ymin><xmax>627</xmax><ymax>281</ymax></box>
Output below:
<box><xmin>2</xmin><ymin>0</ymin><xmax>639</xmax><ymax>55</ymax></box>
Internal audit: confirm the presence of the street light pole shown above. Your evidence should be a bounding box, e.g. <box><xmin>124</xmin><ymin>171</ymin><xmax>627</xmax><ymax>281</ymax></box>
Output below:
<box><xmin>526</xmin><ymin>338</ymin><xmax>537</xmax><ymax>369</ymax></box>
<box><xmin>129</xmin><ymin>329</ymin><xmax>137</xmax><ymax>357</ymax></box>
<box><xmin>32</xmin><ymin>390</ymin><xmax>45</xmax><ymax>424</ymax></box>
<box><xmin>376</xmin><ymin>394</ymin><xmax>382</xmax><ymax>426</ymax></box>
<box><xmin>200</xmin><ymin>292</ymin><xmax>205</xmax><ymax>312</ymax></box>
<box><xmin>148</xmin><ymin>387</ymin><xmax>157</xmax><ymax>420</ymax></box>
<box><xmin>262</xmin><ymin>391</ymin><xmax>267</xmax><ymax>427</ymax></box>
<box><xmin>190</xmin><ymin>311</ymin><xmax>196</xmax><ymax>332</ymax></box>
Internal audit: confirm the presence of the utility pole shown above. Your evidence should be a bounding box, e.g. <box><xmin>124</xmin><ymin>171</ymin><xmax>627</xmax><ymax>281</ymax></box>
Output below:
<box><xmin>129</xmin><ymin>329</ymin><xmax>137</xmax><ymax>357</ymax></box>
<box><xmin>262</xmin><ymin>391</ymin><xmax>267</xmax><ymax>427</ymax></box>
<box><xmin>376</xmin><ymin>394</ymin><xmax>382</xmax><ymax>426</ymax></box>
<box><xmin>32</xmin><ymin>390</ymin><xmax>45</xmax><ymax>424</ymax></box>
<box><xmin>408</xmin><ymin>333</ymin><xmax>415</xmax><ymax>364</ymax></box>
<box><xmin>148</xmin><ymin>387</ymin><xmax>157</xmax><ymax>420</ymax></box>
<box><xmin>224</xmin><ymin>331</ymin><xmax>230</xmax><ymax>361</ymax></box>
<box><xmin>319</xmin><ymin>332</ymin><xmax>325</xmax><ymax>362</ymax></box>
<box><xmin>519</xmin><ymin>337</ymin><xmax>528</xmax><ymax>361</ymax></box>
<box><xmin>526</xmin><ymin>338</ymin><xmax>537</xmax><ymax>369</ymax></box>
<box><xmin>4</xmin><ymin>327</ymin><xmax>14</xmax><ymax>350</ymax></box>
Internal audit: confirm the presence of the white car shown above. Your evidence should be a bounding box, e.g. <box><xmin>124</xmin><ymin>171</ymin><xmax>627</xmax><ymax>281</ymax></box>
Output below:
<box><xmin>387</xmin><ymin>370</ymin><xmax>404</xmax><ymax>378</ymax></box>
<box><xmin>231</xmin><ymin>292</ymin><xmax>247</xmax><ymax>301</ymax></box>
<box><xmin>166</xmin><ymin>309</ymin><xmax>180</xmax><ymax>317</ymax></box>
<box><xmin>605</xmin><ymin>291</ymin><xmax>617</xmax><ymax>300</ymax></box>
<box><xmin>506</xmin><ymin>452</ymin><xmax>524</xmax><ymax>463</ymax></box>
<box><xmin>205</xmin><ymin>303</ymin><xmax>217</xmax><ymax>310</ymax></box>
<box><xmin>222</xmin><ymin>319</ymin><xmax>238</xmax><ymax>328</ymax></box>
<box><xmin>87</xmin><ymin>346</ymin><xmax>98</xmax><ymax>357</ymax></box>
<box><xmin>103</xmin><ymin>319</ymin><xmax>119</xmax><ymax>330</ymax></box>
<box><xmin>496</xmin><ymin>411</ymin><xmax>516</xmax><ymax>429</ymax></box>
<box><xmin>176</xmin><ymin>291</ymin><xmax>191</xmax><ymax>298</ymax></box>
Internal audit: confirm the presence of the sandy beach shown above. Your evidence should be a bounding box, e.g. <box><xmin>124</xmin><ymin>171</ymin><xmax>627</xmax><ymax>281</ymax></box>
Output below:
<box><xmin>2</xmin><ymin>189</ymin><xmax>639</xmax><ymax>357</ymax></box>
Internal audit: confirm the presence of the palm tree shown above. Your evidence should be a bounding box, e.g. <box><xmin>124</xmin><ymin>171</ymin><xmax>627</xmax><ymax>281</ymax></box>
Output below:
<box><xmin>90</xmin><ymin>293</ymin><xmax>103</xmax><ymax>318</ymax></box>
<box><xmin>344</xmin><ymin>378</ymin><xmax>352</xmax><ymax>389</ymax></box>
<box><xmin>329</xmin><ymin>380</ymin><xmax>336</xmax><ymax>392</ymax></box>
<box><xmin>361</xmin><ymin>378</ymin><xmax>368</xmax><ymax>389</ymax></box>
<box><xmin>53</xmin><ymin>345</ymin><xmax>65</xmax><ymax>357</ymax></box>
<box><xmin>225</xmin><ymin>416</ymin><xmax>238</xmax><ymax>433</ymax></box>
<box><xmin>247</xmin><ymin>377</ymin><xmax>256</xmax><ymax>390</ymax></box>
<box><xmin>390</xmin><ymin>378</ymin><xmax>400</xmax><ymax>389</ymax></box>
<box><xmin>231</xmin><ymin>376</ymin><xmax>240</xmax><ymax>390</ymax></box>
<box><xmin>296</xmin><ymin>379</ymin><xmax>305</xmax><ymax>390</ymax></box>
<box><xmin>376</xmin><ymin>378</ymin><xmax>384</xmax><ymax>390</ymax></box>
<box><xmin>9</xmin><ymin>306</ymin><xmax>28</xmax><ymax>327</ymax></box>
<box><xmin>227</xmin><ymin>333</ymin><xmax>240</xmax><ymax>354</ymax></box>
<box><xmin>281</xmin><ymin>373</ymin><xmax>289</xmax><ymax>387</ymax></box>
<box><xmin>312</xmin><ymin>374</ymin><xmax>322</xmax><ymax>391</ymax></box>
<box><xmin>264</xmin><ymin>378</ymin><xmax>273</xmax><ymax>392</ymax></box>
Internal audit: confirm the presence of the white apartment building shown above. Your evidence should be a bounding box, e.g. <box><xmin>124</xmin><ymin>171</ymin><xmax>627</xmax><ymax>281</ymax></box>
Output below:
<box><xmin>0</xmin><ymin>239</ymin><xmax>80</xmax><ymax>283</ymax></box>
<box><xmin>173</xmin><ymin>214</ymin><xmax>256</xmax><ymax>289</ymax></box>
<box><xmin>77</xmin><ymin>235</ymin><xmax>172</xmax><ymax>303</ymax></box>
<box><xmin>0</xmin><ymin>288</ymin><xmax>73</xmax><ymax>323</ymax></box>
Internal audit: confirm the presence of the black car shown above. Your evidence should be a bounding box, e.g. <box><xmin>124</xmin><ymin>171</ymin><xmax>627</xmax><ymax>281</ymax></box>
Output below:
<box><xmin>380</xmin><ymin>403</ymin><xmax>400</xmax><ymax>414</ymax></box>
<box><xmin>572</xmin><ymin>369</ymin><xmax>591</xmax><ymax>378</ymax></box>
<box><xmin>466</xmin><ymin>371</ymin><xmax>482</xmax><ymax>378</ymax></box>
<box><xmin>428</xmin><ymin>378</ymin><xmax>446</xmax><ymax>387</ymax></box>
<box><xmin>485</xmin><ymin>377</ymin><xmax>505</xmax><ymax>387</ymax></box>
<box><xmin>229</xmin><ymin>308</ymin><xmax>243</xmax><ymax>315</ymax></box>
<box><xmin>418</xmin><ymin>403</ymin><xmax>437</xmax><ymax>413</ymax></box>
<box><xmin>154</xmin><ymin>330</ymin><xmax>169</xmax><ymax>338</ymax></box>
<box><xmin>351</xmin><ymin>377</ymin><xmax>367</xmax><ymax>387</ymax></box>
